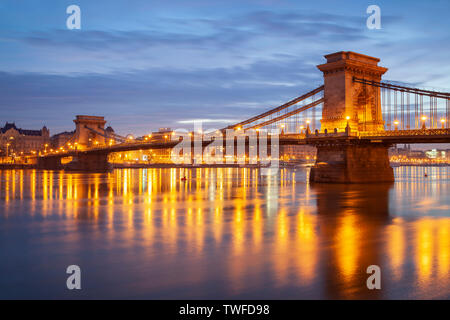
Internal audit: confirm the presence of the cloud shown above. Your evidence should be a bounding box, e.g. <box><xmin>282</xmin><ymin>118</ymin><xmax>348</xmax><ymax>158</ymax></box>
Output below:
<box><xmin>0</xmin><ymin>9</ymin><xmax>373</xmax><ymax>74</ymax></box>
<box><xmin>0</xmin><ymin>53</ymin><xmax>324</xmax><ymax>135</ymax></box>
<box><xmin>1</xmin><ymin>3</ymin><xmax>449</xmax><ymax>138</ymax></box>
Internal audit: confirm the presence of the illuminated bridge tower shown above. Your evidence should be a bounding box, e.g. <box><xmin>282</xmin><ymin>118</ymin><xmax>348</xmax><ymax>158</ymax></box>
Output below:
<box><xmin>310</xmin><ymin>52</ymin><xmax>394</xmax><ymax>183</ymax></box>
<box><xmin>73</xmin><ymin>115</ymin><xmax>107</xmax><ymax>149</ymax></box>
<box><xmin>318</xmin><ymin>51</ymin><xmax>387</xmax><ymax>132</ymax></box>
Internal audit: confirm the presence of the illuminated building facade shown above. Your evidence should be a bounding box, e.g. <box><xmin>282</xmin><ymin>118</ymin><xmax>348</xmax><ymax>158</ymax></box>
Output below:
<box><xmin>0</xmin><ymin>122</ymin><xmax>50</xmax><ymax>156</ymax></box>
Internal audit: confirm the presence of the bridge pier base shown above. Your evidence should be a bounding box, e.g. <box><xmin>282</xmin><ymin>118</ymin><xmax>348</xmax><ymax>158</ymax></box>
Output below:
<box><xmin>37</xmin><ymin>156</ymin><xmax>63</xmax><ymax>170</ymax></box>
<box><xmin>310</xmin><ymin>142</ymin><xmax>394</xmax><ymax>183</ymax></box>
<box><xmin>66</xmin><ymin>153</ymin><xmax>112</xmax><ymax>172</ymax></box>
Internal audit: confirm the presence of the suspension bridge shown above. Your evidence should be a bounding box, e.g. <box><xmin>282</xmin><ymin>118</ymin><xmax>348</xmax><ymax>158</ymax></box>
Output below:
<box><xmin>37</xmin><ymin>51</ymin><xmax>450</xmax><ymax>183</ymax></box>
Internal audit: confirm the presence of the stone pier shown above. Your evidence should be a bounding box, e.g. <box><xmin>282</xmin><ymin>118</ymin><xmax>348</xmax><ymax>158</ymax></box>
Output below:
<box><xmin>310</xmin><ymin>51</ymin><xmax>394</xmax><ymax>183</ymax></box>
<box><xmin>37</xmin><ymin>152</ymin><xmax>111</xmax><ymax>172</ymax></box>
<box><xmin>37</xmin><ymin>156</ymin><xmax>63</xmax><ymax>170</ymax></box>
<box><xmin>310</xmin><ymin>142</ymin><xmax>394</xmax><ymax>183</ymax></box>
<box><xmin>65</xmin><ymin>153</ymin><xmax>111</xmax><ymax>172</ymax></box>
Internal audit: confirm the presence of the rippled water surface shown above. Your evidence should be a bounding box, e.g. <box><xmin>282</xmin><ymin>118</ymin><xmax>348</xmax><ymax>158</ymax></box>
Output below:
<box><xmin>0</xmin><ymin>166</ymin><xmax>449</xmax><ymax>299</ymax></box>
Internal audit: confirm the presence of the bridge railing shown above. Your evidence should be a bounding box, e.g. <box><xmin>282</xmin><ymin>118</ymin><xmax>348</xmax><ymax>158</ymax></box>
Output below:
<box><xmin>354</xmin><ymin>77</ymin><xmax>450</xmax><ymax>131</ymax></box>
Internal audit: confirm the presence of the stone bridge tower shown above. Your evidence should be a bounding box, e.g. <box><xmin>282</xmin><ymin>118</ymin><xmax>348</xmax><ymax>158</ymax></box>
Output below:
<box><xmin>73</xmin><ymin>115</ymin><xmax>107</xmax><ymax>149</ymax></box>
<box><xmin>317</xmin><ymin>51</ymin><xmax>387</xmax><ymax>133</ymax></box>
<box><xmin>310</xmin><ymin>52</ymin><xmax>394</xmax><ymax>183</ymax></box>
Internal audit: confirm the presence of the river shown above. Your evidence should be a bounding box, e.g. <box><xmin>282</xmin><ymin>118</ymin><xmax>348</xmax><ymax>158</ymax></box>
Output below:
<box><xmin>0</xmin><ymin>166</ymin><xmax>449</xmax><ymax>299</ymax></box>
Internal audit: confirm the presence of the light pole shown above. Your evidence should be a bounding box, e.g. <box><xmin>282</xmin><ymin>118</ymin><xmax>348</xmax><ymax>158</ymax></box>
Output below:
<box><xmin>421</xmin><ymin>116</ymin><xmax>427</xmax><ymax>129</ymax></box>
<box><xmin>394</xmin><ymin>120</ymin><xmax>399</xmax><ymax>131</ymax></box>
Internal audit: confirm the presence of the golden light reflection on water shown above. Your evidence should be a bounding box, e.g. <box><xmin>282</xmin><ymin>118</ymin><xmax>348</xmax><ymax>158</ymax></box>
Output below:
<box><xmin>335</xmin><ymin>213</ymin><xmax>359</xmax><ymax>282</ymax></box>
<box><xmin>295</xmin><ymin>208</ymin><xmax>317</xmax><ymax>285</ymax></box>
<box><xmin>386</xmin><ymin>218</ymin><xmax>405</xmax><ymax>281</ymax></box>
<box><xmin>0</xmin><ymin>167</ymin><xmax>449</xmax><ymax>299</ymax></box>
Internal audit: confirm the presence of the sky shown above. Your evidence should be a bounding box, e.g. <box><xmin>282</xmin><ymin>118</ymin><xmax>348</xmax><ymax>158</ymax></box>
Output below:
<box><xmin>0</xmin><ymin>0</ymin><xmax>450</xmax><ymax>138</ymax></box>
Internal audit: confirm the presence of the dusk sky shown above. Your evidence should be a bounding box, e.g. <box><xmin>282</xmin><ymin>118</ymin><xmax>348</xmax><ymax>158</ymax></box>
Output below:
<box><xmin>1</xmin><ymin>0</ymin><xmax>450</xmax><ymax>137</ymax></box>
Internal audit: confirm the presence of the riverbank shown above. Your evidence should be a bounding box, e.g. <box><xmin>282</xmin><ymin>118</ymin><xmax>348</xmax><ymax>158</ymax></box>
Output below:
<box><xmin>112</xmin><ymin>163</ymin><xmax>264</xmax><ymax>169</ymax></box>
<box><xmin>0</xmin><ymin>164</ymin><xmax>36</xmax><ymax>170</ymax></box>
<box><xmin>391</xmin><ymin>163</ymin><xmax>450</xmax><ymax>167</ymax></box>
<box><xmin>0</xmin><ymin>162</ymin><xmax>448</xmax><ymax>170</ymax></box>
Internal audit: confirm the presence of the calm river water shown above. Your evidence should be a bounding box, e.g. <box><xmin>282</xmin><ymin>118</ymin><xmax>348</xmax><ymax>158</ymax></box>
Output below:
<box><xmin>0</xmin><ymin>166</ymin><xmax>449</xmax><ymax>299</ymax></box>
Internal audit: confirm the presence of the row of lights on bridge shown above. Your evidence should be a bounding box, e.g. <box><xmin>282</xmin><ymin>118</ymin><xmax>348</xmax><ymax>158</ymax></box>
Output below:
<box><xmin>10</xmin><ymin>115</ymin><xmax>444</xmax><ymax>158</ymax></box>
<box><xmin>234</xmin><ymin>115</ymin><xmax>447</xmax><ymax>132</ymax></box>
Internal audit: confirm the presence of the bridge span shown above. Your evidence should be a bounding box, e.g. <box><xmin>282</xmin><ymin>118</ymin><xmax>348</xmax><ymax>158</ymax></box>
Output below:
<box><xmin>37</xmin><ymin>51</ymin><xmax>450</xmax><ymax>183</ymax></box>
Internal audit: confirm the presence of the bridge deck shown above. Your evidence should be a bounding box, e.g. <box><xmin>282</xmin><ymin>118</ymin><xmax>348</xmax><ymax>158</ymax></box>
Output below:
<box><xmin>38</xmin><ymin>129</ymin><xmax>450</xmax><ymax>159</ymax></box>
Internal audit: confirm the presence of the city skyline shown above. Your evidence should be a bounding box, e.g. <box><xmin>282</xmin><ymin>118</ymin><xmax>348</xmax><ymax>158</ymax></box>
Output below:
<box><xmin>1</xmin><ymin>1</ymin><xmax>450</xmax><ymax>303</ymax></box>
<box><xmin>1</xmin><ymin>0</ymin><xmax>450</xmax><ymax>136</ymax></box>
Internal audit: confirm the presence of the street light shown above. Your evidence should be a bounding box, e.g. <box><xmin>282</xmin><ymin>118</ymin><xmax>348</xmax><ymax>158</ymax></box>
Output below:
<box><xmin>299</xmin><ymin>125</ymin><xmax>305</xmax><ymax>133</ymax></box>
<box><xmin>440</xmin><ymin>118</ymin><xmax>446</xmax><ymax>128</ymax></box>
<box><xmin>394</xmin><ymin>120</ymin><xmax>399</xmax><ymax>131</ymax></box>
<box><xmin>421</xmin><ymin>116</ymin><xmax>427</xmax><ymax>129</ymax></box>
<box><xmin>345</xmin><ymin>116</ymin><xmax>351</xmax><ymax>129</ymax></box>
